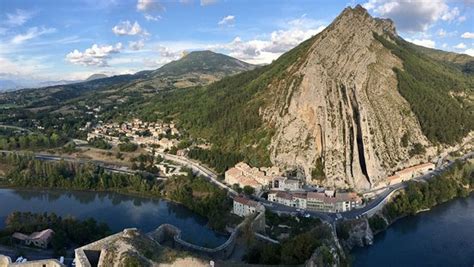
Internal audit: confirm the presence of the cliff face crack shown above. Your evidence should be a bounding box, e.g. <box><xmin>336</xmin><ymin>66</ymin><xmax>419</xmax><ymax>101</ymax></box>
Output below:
<box><xmin>350</xmin><ymin>88</ymin><xmax>370</xmax><ymax>183</ymax></box>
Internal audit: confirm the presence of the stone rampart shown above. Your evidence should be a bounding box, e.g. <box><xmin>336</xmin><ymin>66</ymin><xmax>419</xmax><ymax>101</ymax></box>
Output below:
<box><xmin>148</xmin><ymin>213</ymin><xmax>261</xmax><ymax>259</ymax></box>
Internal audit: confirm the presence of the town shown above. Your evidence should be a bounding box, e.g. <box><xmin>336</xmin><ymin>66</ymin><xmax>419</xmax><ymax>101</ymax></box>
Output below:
<box><xmin>86</xmin><ymin>118</ymin><xmax>181</xmax><ymax>153</ymax></box>
<box><xmin>87</xmin><ymin>119</ymin><xmax>439</xmax><ymax>215</ymax></box>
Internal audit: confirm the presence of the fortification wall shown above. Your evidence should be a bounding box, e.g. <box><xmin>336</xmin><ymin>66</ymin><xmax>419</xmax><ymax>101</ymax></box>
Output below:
<box><xmin>148</xmin><ymin>212</ymin><xmax>264</xmax><ymax>259</ymax></box>
<box><xmin>0</xmin><ymin>255</ymin><xmax>64</xmax><ymax>267</ymax></box>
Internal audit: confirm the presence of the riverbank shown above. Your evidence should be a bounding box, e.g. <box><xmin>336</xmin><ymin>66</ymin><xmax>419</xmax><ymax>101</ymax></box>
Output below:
<box><xmin>352</xmin><ymin>194</ymin><xmax>474</xmax><ymax>266</ymax></box>
<box><xmin>344</xmin><ymin>160</ymin><xmax>473</xmax><ymax>265</ymax></box>
<box><xmin>0</xmin><ymin>153</ymin><xmax>236</xmax><ymax>231</ymax></box>
<box><xmin>0</xmin><ymin>188</ymin><xmax>230</xmax><ymax>248</ymax></box>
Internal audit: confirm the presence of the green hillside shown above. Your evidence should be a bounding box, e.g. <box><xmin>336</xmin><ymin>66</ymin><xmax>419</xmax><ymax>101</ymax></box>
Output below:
<box><xmin>149</xmin><ymin>50</ymin><xmax>255</xmax><ymax>77</ymax></box>
<box><xmin>138</xmin><ymin>37</ymin><xmax>316</xmax><ymax>171</ymax></box>
<box><xmin>375</xmin><ymin>34</ymin><xmax>474</xmax><ymax>144</ymax></box>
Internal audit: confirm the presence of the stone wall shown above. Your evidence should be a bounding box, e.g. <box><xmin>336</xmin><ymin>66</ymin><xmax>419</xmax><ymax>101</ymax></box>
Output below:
<box><xmin>148</xmin><ymin>212</ymin><xmax>262</xmax><ymax>260</ymax></box>
<box><xmin>74</xmin><ymin>230</ymin><xmax>128</xmax><ymax>267</ymax></box>
<box><xmin>0</xmin><ymin>255</ymin><xmax>64</xmax><ymax>267</ymax></box>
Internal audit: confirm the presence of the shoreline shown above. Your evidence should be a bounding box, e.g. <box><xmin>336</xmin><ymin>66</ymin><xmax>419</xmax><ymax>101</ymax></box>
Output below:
<box><xmin>363</xmin><ymin>190</ymin><xmax>473</xmax><ymax>238</ymax></box>
<box><xmin>0</xmin><ymin>185</ymin><xmax>233</xmax><ymax>236</ymax></box>
<box><xmin>349</xmin><ymin>193</ymin><xmax>474</xmax><ymax>266</ymax></box>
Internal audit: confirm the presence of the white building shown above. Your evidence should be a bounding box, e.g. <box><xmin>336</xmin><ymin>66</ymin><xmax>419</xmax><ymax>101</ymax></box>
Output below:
<box><xmin>268</xmin><ymin>191</ymin><xmax>362</xmax><ymax>213</ymax></box>
<box><xmin>271</xmin><ymin>177</ymin><xmax>302</xmax><ymax>191</ymax></box>
<box><xmin>268</xmin><ymin>191</ymin><xmax>307</xmax><ymax>209</ymax></box>
<box><xmin>232</xmin><ymin>196</ymin><xmax>265</xmax><ymax>217</ymax></box>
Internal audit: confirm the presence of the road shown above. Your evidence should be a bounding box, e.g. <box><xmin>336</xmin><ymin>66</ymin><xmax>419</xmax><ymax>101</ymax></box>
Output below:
<box><xmin>0</xmin><ymin>150</ymin><xmax>166</xmax><ymax>180</ymax></box>
<box><xmin>158</xmin><ymin>150</ymin><xmax>474</xmax><ymax>222</ymax></box>
<box><xmin>2</xmin><ymin>148</ymin><xmax>472</xmax><ymax>223</ymax></box>
<box><xmin>0</xmin><ymin>125</ymin><xmax>32</xmax><ymax>133</ymax></box>
<box><xmin>156</xmin><ymin>152</ymin><xmax>238</xmax><ymax>195</ymax></box>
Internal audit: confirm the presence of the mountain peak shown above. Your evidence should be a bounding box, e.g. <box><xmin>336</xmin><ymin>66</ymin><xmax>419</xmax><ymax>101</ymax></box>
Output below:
<box><xmin>334</xmin><ymin>5</ymin><xmax>396</xmax><ymax>36</ymax></box>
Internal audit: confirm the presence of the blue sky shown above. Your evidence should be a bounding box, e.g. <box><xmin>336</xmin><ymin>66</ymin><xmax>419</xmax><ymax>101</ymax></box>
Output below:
<box><xmin>0</xmin><ymin>0</ymin><xmax>473</xmax><ymax>83</ymax></box>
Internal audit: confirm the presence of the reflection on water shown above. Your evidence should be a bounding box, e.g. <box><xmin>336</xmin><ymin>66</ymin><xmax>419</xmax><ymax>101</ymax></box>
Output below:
<box><xmin>352</xmin><ymin>194</ymin><xmax>474</xmax><ymax>267</ymax></box>
<box><xmin>0</xmin><ymin>188</ymin><xmax>227</xmax><ymax>247</ymax></box>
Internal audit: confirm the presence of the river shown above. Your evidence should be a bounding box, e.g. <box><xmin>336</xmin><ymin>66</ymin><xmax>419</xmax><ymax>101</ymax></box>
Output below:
<box><xmin>352</xmin><ymin>194</ymin><xmax>474</xmax><ymax>266</ymax></box>
<box><xmin>0</xmin><ymin>188</ymin><xmax>228</xmax><ymax>248</ymax></box>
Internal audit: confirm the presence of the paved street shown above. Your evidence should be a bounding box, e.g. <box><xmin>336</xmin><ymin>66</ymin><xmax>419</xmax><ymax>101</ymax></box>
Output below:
<box><xmin>2</xmin><ymin>148</ymin><xmax>472</xmax><ymax>223</ymax></box>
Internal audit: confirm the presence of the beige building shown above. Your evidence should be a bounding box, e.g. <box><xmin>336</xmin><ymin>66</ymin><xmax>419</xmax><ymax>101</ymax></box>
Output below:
<box><xmin>232</xmin><ymin>196</ymin><xmax>265</xmax><ymax>217</ymax></box>
<box><xmin>225</xmin><ymin>162</ymin><xmax>282</xmax><ymax>194</ymax></box>
<box><xmin>387</xmin><ymin>162</ymin><xmax>435</xmax><ymax>185</ymax></box>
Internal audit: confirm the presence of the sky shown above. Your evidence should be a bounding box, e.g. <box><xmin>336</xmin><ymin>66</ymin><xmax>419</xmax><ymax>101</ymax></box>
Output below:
<box><xmin>0</xmin><ymin>0</ymin><xmax>473</xmax><ymax>83</ymax></box>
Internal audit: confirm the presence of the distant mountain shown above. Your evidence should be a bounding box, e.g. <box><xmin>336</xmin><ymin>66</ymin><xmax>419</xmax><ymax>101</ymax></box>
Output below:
<box><xmin>86</xmin><ymin>74</ymin><xmax>108</xmax><ymax>81</ymax></box>
<box><xmin>0</xmin><ymin>50</ymin><xmax>255</xmax><ymax>113</ymax></box>
<box><xmin>151</xmin><ymin>50</ymin><xmax>254</xmax><ymax>77</ymax></box>
<box><xmin>0</xmin><ymin>79</ymin><xmax>22</xmax><ymax>92</ymax></box>
<box><xmin>126</xmin><ymin>50</ymin><xmax>256</xmax><ymax>91</ymax></box>
<box><xmin>38</xmin><ymin>80</ymin><xmax>80</xmax><ymax>87</ymax></box>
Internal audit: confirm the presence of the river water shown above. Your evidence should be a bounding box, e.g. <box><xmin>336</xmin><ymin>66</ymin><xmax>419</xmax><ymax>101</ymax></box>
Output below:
<box><xmin>0</xmin><ymin>188</ymin><xmax>228</xmax><ymax>248</ymax></box>
<box><xmin>352</xmin><ymin>194</ymin><xmax>474</xmax><ymax>267</ymax></box>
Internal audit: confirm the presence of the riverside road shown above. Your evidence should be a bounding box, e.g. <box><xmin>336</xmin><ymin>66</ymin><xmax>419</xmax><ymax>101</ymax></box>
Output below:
<box><xmin>1</xmin><ymin>148</ymin><xmax>473</xmax><ymax>224</ymax></box>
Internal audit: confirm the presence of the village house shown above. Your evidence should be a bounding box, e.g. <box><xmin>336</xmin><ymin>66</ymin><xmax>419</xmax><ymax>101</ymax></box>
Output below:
<box><xmin>268</xmin><ymin>191</ymin><xmax>307</xmax><ymax>209</ymax></box>
<box><xmin>271</xmin><ymin>177</ymin><xmax>302</xmax><ymax>191</ymax></box>
<box><xmin>12</xmin><ymin>229</ymin><xmax>54</xmax><ymax>249</ymax></box>
<box><xmin>86</xmin><ymin>119</ymin><xmax>181</xmax><ymax>150</ymax></box>
<box><xmin>232</xmin><ymin>196</ymin><xmax>265</xmax><ymax>217</ymax></box>
<box><xmin>225</xmin><ymin>162</ymin><xmax>283</xmax><ymax>194</ymax></box>
<box><xmin>387</xmin><ymin>162</ymin><xmax>435</xmax><ymax>185</ymax></box>
<box><xmin>268</xmin><ymin>190</ymin><xmax>362</xmax><ymax>213</ymax></box>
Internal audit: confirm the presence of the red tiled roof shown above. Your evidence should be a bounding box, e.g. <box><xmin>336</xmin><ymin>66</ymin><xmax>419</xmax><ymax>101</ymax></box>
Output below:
<box><xmin>234</xmin><ymin>196</ymin><xmax>259</xmax><ymax>208</ymax></box>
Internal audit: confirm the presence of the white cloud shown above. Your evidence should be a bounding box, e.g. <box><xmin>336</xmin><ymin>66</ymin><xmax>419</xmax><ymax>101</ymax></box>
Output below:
<box><xmin>11</xmin><ymin>26</ymin><xmax>56</xmax><ymax>44</ymax></box>
<box><xmin>437</xmin><ymin>29</ymin><xmax>446</xmax><ymax>37</ymax></box>
<box><xmin>201</xmin><ymin>0</ymin><xmax>217</xmax><ymax>6</ymax></box>
<box><xmin>461</xmin><ymin>32</ymin><xmax>474</xmax><ymax>39</ymax></box>
<box><xmin>5</xmin><ymin>9</ymin><xmax>34</xmax><ymax>26</ymax></box>
<box><xmin>454</xmin><ymin>42</ymin><xmax>467</xmax><ymax>49</ymax></box>
<box><xmin>463</xmin><ymin>49</ymin><xmax>474</xmax><ymax>56</ymax></box>
<box><xmin>129</xmin><ymin>39</ymin><xmax>145</xmax><ymax>50</ymax></box>
<box><xmin>136</xmin><ymin>0</ymin><xmax>164</xmax><ymax>12</ymax></box>
<box><xmin>112</xmin><ymin>21</ymin><xmax>148</xmax><ymax>36</ymax></box>
<box><xmin>442</xmin><ymin>43</ymin><xmax>448</xmax><ymax>49</ymax></box>
<box><xmin>136</xmin><ymin>0</ymin><xmax>164</xmax><ymax>20</ymax></box>
<box><xmin>212</xmin><ymin>17</ymin><xmax>326</xmax><ymax>64</ymax></box>
<box><xmin>363</xmin><ymin>0</ymin><xmax>462</xmax><ymax>32</ymax></box>
<box><xmin>406</xmin><ymin>38</ymin><xmax>436</xmax><ymax>48</ymax></box>
<box><xmin>441</xmin><ymin>7</ymin><xmax>459</xmax><ymax>21</ymax></box>
<box><xmin>218</xmin><ymin>15</ymin><xmax>235</xmax><ymax>26</ymax></box>
<box><xmin>144</xmin><ymin>14</ymin><xmax>161</xmax><ymax>21</ymax></box>
<box><xmin>65</xmin><ymin>43</ymin><xmax>122</xmax><ymax>67</ymax></box>
<box><xmin>142</xmin><ymin>46</ymin><xmax>184</xmax><ymax>68</ymax></box>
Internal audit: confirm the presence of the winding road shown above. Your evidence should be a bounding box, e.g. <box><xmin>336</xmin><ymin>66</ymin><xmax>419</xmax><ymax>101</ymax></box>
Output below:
<box><xmin>2</xmin><ymin>147</ymin><xmax>472</xmax><ymax>223</ymax></box>
<box><xmin>157</xmin><ymin>150</ymin><xmax>474</xmax><ymax>223</ymax></box>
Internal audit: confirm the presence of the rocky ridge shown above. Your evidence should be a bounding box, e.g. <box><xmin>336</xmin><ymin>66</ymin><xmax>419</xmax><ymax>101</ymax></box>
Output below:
<box><xmin>263</xmin><ymin>5</ymin><xmax>434</xmax><ymax>190</ymax></box>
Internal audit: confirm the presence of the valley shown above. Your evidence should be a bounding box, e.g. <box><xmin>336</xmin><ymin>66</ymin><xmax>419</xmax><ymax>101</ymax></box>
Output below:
<box><xmin>0</xmin><ymin>3</ymin><xmax>473</xmax><ymax>267</ymax></box>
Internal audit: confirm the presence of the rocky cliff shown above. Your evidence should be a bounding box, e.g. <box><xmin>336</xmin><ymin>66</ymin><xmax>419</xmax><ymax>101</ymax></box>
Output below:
<box><xmin>263</xmin><ymin>5</ymin><xmax>434</xmax><ymax>190</ymax></box>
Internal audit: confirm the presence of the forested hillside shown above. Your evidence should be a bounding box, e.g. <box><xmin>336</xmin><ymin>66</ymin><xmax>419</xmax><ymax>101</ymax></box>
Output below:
<box><xmin>138</xmin><ymin>37</ymin><xmax>316</xmax><ymax>171</ymax></box>
<box><xmin>376</xmin><ymin>34</ymin><xmax>474</xmax><ymax>144</ymax></box>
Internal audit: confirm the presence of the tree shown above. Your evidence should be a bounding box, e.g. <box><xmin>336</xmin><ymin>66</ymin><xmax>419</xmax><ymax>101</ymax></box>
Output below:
<box><xmin>243</xmin><ymin>186</ymin><xmax>255</xmax><ymax>196</ymax></box>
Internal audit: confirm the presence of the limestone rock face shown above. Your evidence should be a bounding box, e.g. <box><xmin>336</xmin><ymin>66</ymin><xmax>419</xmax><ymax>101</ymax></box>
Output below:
<box><xmin>264</xmin><ymin>5</ymin><xmax>432</xmax><ymax>190</ymax></box>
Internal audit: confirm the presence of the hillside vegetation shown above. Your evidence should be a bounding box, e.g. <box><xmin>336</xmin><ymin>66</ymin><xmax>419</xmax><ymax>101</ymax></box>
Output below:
<box><xmin>376</xmin><ymin>34</ymin><xmax>474</xmax><ymax>144</ymax></box>
<box><xmin>148</xmin><ymin>50</ymin><xmax>254</xmax><ymax>77</ymax></box>
<box><xmin>138</xmin><ymin>37</ymin><xmax>316</xmax><ymax>172</ymax></box>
